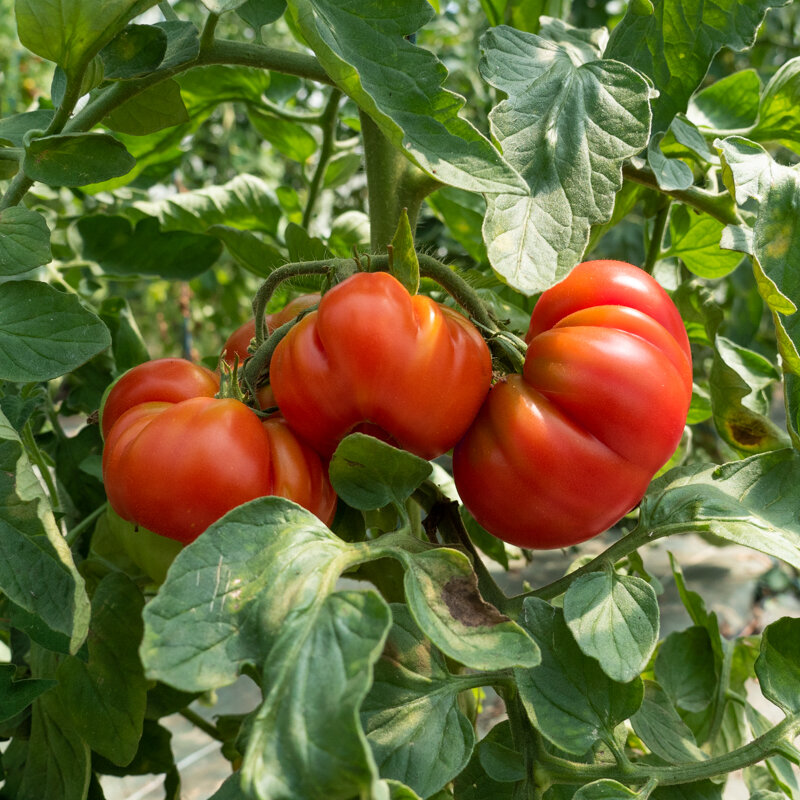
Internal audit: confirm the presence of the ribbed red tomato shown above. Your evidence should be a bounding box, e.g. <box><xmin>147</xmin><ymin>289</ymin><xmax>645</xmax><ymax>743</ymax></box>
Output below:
<box><xmin>453</xmin><ymin>260</ymin><xmax>692</xmax><ymax>549</ymax></box>
<box><xmin>100</xmin><ymin>359</ymin><xmax>337</xmax><ymax>543</ymax></box>
<box><xmin>269</xmin><ymin>271</ymin><xmax>493</xmax><ymax>460</ymax></box>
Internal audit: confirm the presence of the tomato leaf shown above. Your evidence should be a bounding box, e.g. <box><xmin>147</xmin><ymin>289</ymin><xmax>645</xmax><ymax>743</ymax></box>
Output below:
<box><xmin>755</xmin><ymin>616</ymin><xmax>800</xmax><ymax>715</ymax></box>
<box><xmin>329</xmin><ymin>434</ymin><xmax>432</xmax><ymax>514</ymax></box>
<box><xmin>284</xmin><ymin>0</ymin><xmax>526</xmax><ymax>196</ymax></box>
<box><xmin>14</xmin><ymin>0</ymin><xmax>159</xmax><ymax>77</ymax></box>
<box><xmin>78</xmin><ymin>215</ymin><xmax>222</xmax><ymax>280</ymax></box>
<box><xmin>515</xmin><ymin>597</ymin><xmax>643</xmax><ymax>756</ymax></box>
<box><xmin>361</xmin><ymin>604</ymin><xmax>476</xmax><ymax>797</ymax></box>
<box><xmin>640</xmin><ymin>450</ymin><xmax>800</xmax><ymax>572</ymax></box>
<box><xmin>0</xmin><ymin>665</ymin><xmax>56</xmax><ymax>723</ymax></box>
<box><xmin>57</xmin><ymin>573</ymin><xmax>147</xmax><ymax>766</ymax></box>
<box><xmin>236</xmin><ymin>0</ymin><xmax>286</xmax><ymax>29</ymax></box>
<box><xmin>141</xmin><ymin>497</ymin><xmax>352</xmax><ymax>691</ymax></box>
<box><xmin>630</xmin><ymin>681</ymin><xmax>708</xmax><ymax>764</ymax></box>
<box><xmin>605</xmin><ymin>0</ymin><xmax>784</xmax><ymax>134</ymax></box>
<box><xmin>663</xmin><ymin>205</ymin><xmax>743</xmax><ymax>279</ymax></box>
<box><xmin>99</xmin><ymin>24</ymin><xmax>168</xmax><ymax>79</ymax></box>
<box><xmin>574</xmin><ymin>780</ymin><xmax>650</xmax><ymax>800</ymax></box>
<box><xmin>479</xmin><ymin>22</ymin><xmax>653</xmax><ymax>293</ymax></box>
<box><xmin>239</xmin><ymin>590</ymin><xmax>391</xmax><ymax>800</ymax></box>
<box><xmin>23</xmin><ymin>133</ymin><xmax>135</xmax><ymax>187</ymax></box>
<box><xmin>131</xmin><ymin>173</ymin><xmax>282</xmax><ymax>235</ymax></box>
<box><xmin>0</xmin><ymin>206</ymin><xmax>51</xmax><ymax>276</ymax></box>
<box><xmin>104</xmin><ymin>79</ymin><xmax>189</xmax><ymax>136</ymax></box>
<box><xmin>654</xmin><ymin>627</ymin><xmax>717</xmax><ymax>714</ymax></box>
<box><xmin>393</xmin><ymin>547</ymin><xmax>539</xmax><ymax>672</ymax></box>
<box><xmin>687</xmin><ymin>70</ymin><xmax>760</xmax><ymax>132</ymax></box>
<box><xmin>709</xmin><ymin>335</ymin><xmax>789</xmax><ymax>455</ymax></box>
<box><xmin>563</xmin><ymin>569</ymin><xmax>660</xmax><ymax>683</ymax></box>
<box><xmin>0</xmin><ymin>282</ymin><xmax>111</xmax><ymax>382</ymax></box>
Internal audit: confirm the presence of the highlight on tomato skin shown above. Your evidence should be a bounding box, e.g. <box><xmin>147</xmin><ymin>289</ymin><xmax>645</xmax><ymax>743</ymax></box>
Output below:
<box><xmin>453</xmin><ymin>259</ymin><xmax>693</xmax><ymax>551</ymax></box>
<box><xmin>99</xmin><ymin>357</ymin><xmax>336</xmax><ymax>544</ymax></box>
<box><xmin>269</xmin><ymin>271</ymin><xmax>493</xmax><ymax>461</ymax></box>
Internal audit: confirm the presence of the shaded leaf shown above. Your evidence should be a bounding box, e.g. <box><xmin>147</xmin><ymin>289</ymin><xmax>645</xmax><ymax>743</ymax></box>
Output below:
<box><xmin>755</xmin><ymin>616</ymin><xmax>800</xmax><ymax>715</ymax></box>
<box><xmin>104</xmin><ymin>79</ymin><xmax>189</xmax><ymax>136</ymax></box>
<box><xmin>0</xmin><ymin>281</ymin><xmax>110</xmax><ymax>383</ymax></box>
<box><xmin>0</xmin><ymin>206</ymin><xmax>51</xmax><ymax>276</ymax></box>
<box><xmin>563</xmin><ymin>569</ymin><xmax>659</xmax><ymax>683</ymax></box>
<box><xmin>99</xmin><ymin>23</ymin><xmax>168</xmax><ymax>79</ymax></box>
<box><xmin>515</xmin><ymin>597</ymin><xmax>643</xmax><ymax>756</ymax></box>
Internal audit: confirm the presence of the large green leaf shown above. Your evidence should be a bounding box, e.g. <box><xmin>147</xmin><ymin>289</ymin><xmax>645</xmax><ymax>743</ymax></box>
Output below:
<box><xmin>131</xmin><ymin>173</ymin><xmax>282</xmax><ymax>235</ymax></box>
<box><xmin>361</xmin><ymin>605</ymin><xmax>476</xmax><ymax>797</ymax></box>
<box><xmin>240</xmin><ymin>590</ymin><xmax>391</xmax><ymax>800</ymax></box>
<box><xmin>99</xmin><ymin>23</ymin><xmax>168</xmax><ymax>79</ymax></box>
<box><xmin>480</xmin><ymin>23</ymin><xmax>652</xmax><ymax>293</ymax></box>
<box><xmin>22</xmin><ymin>133</ymin><xmax>135</xmax><ymax>187</ymax></box>
<box><xmin>0</xmin><ymin>411</ymin><xmax>90</xmax><ymax>655</ymax></box>
<box><xmin>687</xmin><ymin>70</ymin><xmax>760</xmax><ymax>133</ymax></box>
<box><xmin>630</xmin><ymin>681</ymin><xmax>708</xmax><ymax>764</ymax></box>
<box><xmin>0</xmin><ymin>280</ymin><xmax>111</xmax><ymax>382</ymax></box>
<box><xmin>14</xmin><ymin>0</ymin><xmax>159</xmax><ymax>76</ymax></box>
<box><xmin>0</xmin><ymin>665</ymin><xmax>56</xmax><ymax>723</ymax></box>
<box><xmin>605</xmin><ymin>0</ymin><xmax>784</xmax><ymax>134</ymax></box>
<box><xmin>654</xmin><ymin>627</ymin><xmax>716</xmax><ymax>714</ymax></box>
<box><xmin>285</xmin><ymin>0</ymin><xmax>526</xmax><ymax>196</ymax></box>
<box><xmin>515</xmin><ymin>597</ymin><xmax>643</xmax><ymax>756</ymax></box>
<box><xmin>141</xmin><ymin>498</ymin><xmax>352</xmax><ymax>691</ymax></box>
<box><xmin>57</xmin><ymin>573</ymin><xmax>147</xmax><ymax>766</ymax></box>
<box><xmin>639</xmin><ymin>449</ymin><xmax>800</xmax><ymax>571</ymax></box>
<box><xmin>755</xmin><ymin>616</ymin><xmax>800</xmax><ymax>715</ymax></box>
<box><xmin>0</xmin><ymin>206</ymin><xmax>51</xmax><ymax>276</ymax></box>
<box><xmin>563</xmin><ymin>569</ymin><xmax>659</xmax><ymax>683</ymax></box>
<box><xmin>750</xmin><ymin>57</ymin><xmax>800</xmax><ymax>155</ymax></box>
<box><xmin>104</xmin><ymin>79</ymin><xmax>189</xmax><ymax>136</ymax></box>
<box><xmin>77</xmin><ymin>215</ymin><xmax>222</xmax><ymax>280</ymax></box>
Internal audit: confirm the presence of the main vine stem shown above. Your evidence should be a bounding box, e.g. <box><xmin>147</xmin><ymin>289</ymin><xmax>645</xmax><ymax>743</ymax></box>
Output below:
<box><xmin>359</xmin><ymin>110</ymin><xmax>441</xmax><ymax>253</ymax></box>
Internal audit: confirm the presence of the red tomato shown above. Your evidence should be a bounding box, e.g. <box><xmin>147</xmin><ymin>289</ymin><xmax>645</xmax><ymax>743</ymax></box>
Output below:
<box><xmin>269</xmin><ymin>272</ymin><xmax>493</xmax><ymax>460</ymax></box>
<box><xmin>453</xmin><ymin>260</ymin><xmax>692</xmax><ymax>550</ymax></box>
<box><xmin>100</xmin><ymin>358</ymin><xmax>218</xmax><ymax>439</ymax></box>
<box><xmin>101</xmin><ymin>359</ymin><xmax>337</xmax><ymax>543</ymax></box>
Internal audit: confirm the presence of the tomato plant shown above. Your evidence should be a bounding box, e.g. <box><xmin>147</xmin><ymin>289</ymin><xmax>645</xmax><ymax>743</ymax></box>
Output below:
<box><xmin>1</xmin><ymin>1</ymin><xmax>800</xmax><ymax>799</ymax></box>
<box><xmin>454</xmin><ymin>259</ymin><xmax>693</xmax><ymax>548</ymax></box>
<box><xmin>270</xmin><ymin>270</ymin><xmax>493</xmax><ymax>459</ymax></box>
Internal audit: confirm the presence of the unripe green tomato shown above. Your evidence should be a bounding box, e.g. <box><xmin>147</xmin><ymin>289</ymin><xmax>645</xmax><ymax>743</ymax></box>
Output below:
<box><xmin>105</xmin><ymin>506</ymin><xmax>183</xmax><ymax>585</ymax></box>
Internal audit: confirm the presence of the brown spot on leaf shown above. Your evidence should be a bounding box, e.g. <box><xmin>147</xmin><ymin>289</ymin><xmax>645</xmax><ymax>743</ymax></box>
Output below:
<box><xmin>726</xmin><ymin>416</ymin><xmax>770</xmax><ymax>447</ymax></box>
<box><xmin>442</xmin><ymin>574</ymin><xmax>509</xmax><ymax>628</ymax></box>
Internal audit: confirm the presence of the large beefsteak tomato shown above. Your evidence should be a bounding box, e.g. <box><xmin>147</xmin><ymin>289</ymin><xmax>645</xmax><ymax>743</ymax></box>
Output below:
<box><xmin>269</xmin><ymin>271</ymin><xmax>493</xmax><ymax>460</ymax></box>
<box><xmin>453</xmin><ymin>260</ymin><xmax>692</xmax><ymax>549</ymax></box>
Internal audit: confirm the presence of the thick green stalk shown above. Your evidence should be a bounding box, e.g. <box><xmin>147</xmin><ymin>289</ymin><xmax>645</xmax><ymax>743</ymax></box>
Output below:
<box><xmin>359</xmin><ymin>110</ymin><xmax>440</xmax><ymax>252</ymax></box>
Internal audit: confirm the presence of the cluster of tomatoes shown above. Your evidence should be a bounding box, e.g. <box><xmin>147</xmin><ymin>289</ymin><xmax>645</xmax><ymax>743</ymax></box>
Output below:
<box><xmin>100</xmin><ymin>259</ymin><xmax>692</xmax><ymax>553</ymax></box>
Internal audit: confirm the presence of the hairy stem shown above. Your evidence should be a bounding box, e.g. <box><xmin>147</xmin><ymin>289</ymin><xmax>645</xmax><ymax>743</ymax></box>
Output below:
<box><xmin>643</xmin><ymin>199</ymin><xmax>671</xmax><ymax>274</ymax></box>
<box><xmin>537</xmin><ymin>712</ymin><xmax>800</xmax><ymax>787</ymax></box>
<box><xmin>302</xmin><ymin>88</ymin><xmax>344</xmax><ymax>231</ymax></box>
<box><xmin>623</xmin><ymin>164</ymin><xmax>740</xmax><ymax>227</ymax></box>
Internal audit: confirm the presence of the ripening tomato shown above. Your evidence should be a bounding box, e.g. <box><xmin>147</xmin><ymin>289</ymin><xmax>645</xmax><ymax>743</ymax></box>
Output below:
<box><xmin>269</xmin><ymin>271</ymin><xmax>493</xmax><ymax>460</ymax></box>
<box><xmin>221</xmin><ymin>294</ymin><xmax>322</xmax><ymax>366</ymax></box>
<box><xmin>453</xmin><ymin>260</ymin><xmax>692</xmax><ymax>550</ymax></box>
<box><xmin>100</xmin><ymin>358</ymin><xmax>218</xmax><ymax>439</ymax></box>
<box><xmin>100</xmin><ymin>358</ymin><xmax>337</xmax><ymax>543</ymax></box>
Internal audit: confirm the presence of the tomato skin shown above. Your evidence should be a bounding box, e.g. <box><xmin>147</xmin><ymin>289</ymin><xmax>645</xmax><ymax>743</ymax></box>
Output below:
<box><xmin>101</xmin><ymin>356</ymin><xmax>336</xmax><ymax>543</ymax></box>
<box><xmin>100</xmin><ymin>358</ymin><xmax>218</xmax><ymax>439</ymax></box>
<box><xmin>453</xmin><ymin>260</ymin><xmax>692</xmax><ymax>550</ymax></box>
<box><xmin>102</xmin><ymin>396</ymin><xmax>337</xmax><ymax>544</ymax></box>
<box><xmin>269</xmin><ymin>272</ymin><xmax>493</xmax><ymax>460</ymax></box>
